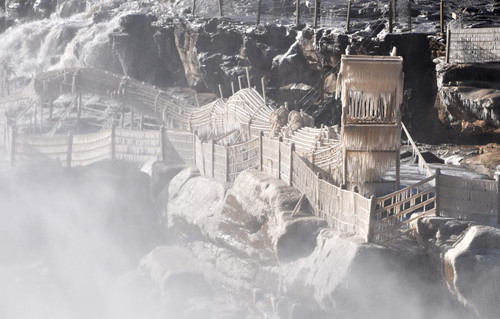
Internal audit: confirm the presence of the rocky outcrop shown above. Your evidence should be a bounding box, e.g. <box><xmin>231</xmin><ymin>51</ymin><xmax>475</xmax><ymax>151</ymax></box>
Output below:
<box><xmin>435</xmin><ymin>62</ymin><xmax>500</xmax><ymax>138</ymax></box>
<box><xmin>414</xmin><ymin>217</ymin><xmax>500</xmax><ymax>318</ymax></box>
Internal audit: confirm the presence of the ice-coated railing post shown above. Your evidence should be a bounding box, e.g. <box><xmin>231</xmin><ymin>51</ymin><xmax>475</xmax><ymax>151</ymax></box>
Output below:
<box><xmin>278</xmin><ymin>136</ymin><xmax>282</xmax><ymax>180</ymax></box>
<box><xmin>218</xmin><ymin>0</ymin><xmax>223</xmax><ymax>17</ymax></box>
<box><xmin>160</xmin><ymin>126</ymin><xmax>167</xmax><ymax>162</ymax></box>
<box><xmin>367</xmin><ymin>195</ymin><xmax>377</xmax><ymax>243</ymax></box>
<box><xmin>435</xmin><ymin>168</ymin><xmax>441</xmax><ymax>217</ymax></box>
<box><xmin>314</xmin><ymin>0</ymin><xmax>319</xmax><ymax>28</ymax></box>
<box><xmin>193</xmin><ymin>130</ymin><xmax>198</xmax><ymax>167</ymax></box>
<box><xmin>76</xmin><ymin>94</ymin><xmax>82</xmax><ymax>132</ymax></box>
<box><xmin>140</xmin><ymin>113</ymin><xmax>144</xmax><ymax>131</ymax></box>
<box><xmin>346</xmin><ymin>0</ymin><xmax>351</xmax><ymax>32</ymax></box>
<box><xmin>10</xmin><ymin>125</ymin><xmax>17</xmax><ymax>166</ymax></box>
<box><xmin>445</xmin><ymin>28</ymin><xmax>451</xmax><ymax>63</ymax></box>
<box><xmin>389</xmin><ymin>1</ymin><xmax>393</xmax><ymax>33</ymax></box>
<box><xmin>259</xmin><ymin>131</ymin><xmax>263</xmax><ymax>171</ymax></box>
<box><xmin>238</xmin><ymin>75</ymin><xmax>243</xmax><ymax>91</ymax></box>
<box><xmin>225</xmin><ymin>145</ymin><xmax>230</xmax><ymax>182</ymax></box>
<box><xmin>261</xmin><ymin>77</ymin><xmax>266</xmax><ymax>103</ymax></box>
<box><xmin>211</xmin><ymin>139</ymin><xmax>215</xmax><ymax>178</ymax></box>
<box><xmin>67</xmin><ymin>131</ymin><xmax>73</xmax><ymax>168</ymax></box>
<box><xmin>440</xmin><ymin>0</ymin><xmax>444</xmax><ymax>34</ymax></box>
<box><xmin>496</xmin><ymin>175</ymin><xmax>500</xmax><ymax>225</ymax></box>
<box><xmin>110</xmin><ymin>121</ymin><xmax>116</xmax><ymax>160</ymax></box>
<box><xmin>289</xmin><ymin>142</ymin><xmax>295</xmax><ymax>186</ymax></box>
<box><xmin>246</xmin><ymin>67</ymin><xmax>251</xmax><ymax>88</ymax></box>
<box><xmin>231</xmin><ymin>82</ymin><xmax>235</xmax><ymax>95</ymax></box>
<box><xmin>296</xmin><ymin>0</ymin><xmax>300</xmax><ymax>27</ymax></box>
<box><xmin>257</xmin><ymin>0</ymin><xmax>261</xmax><ymax>25</ymax></box>
<box><xmin>218</xmin><ymin>84</ymin><xmax>224</xmax><ymax>99</ymax></box>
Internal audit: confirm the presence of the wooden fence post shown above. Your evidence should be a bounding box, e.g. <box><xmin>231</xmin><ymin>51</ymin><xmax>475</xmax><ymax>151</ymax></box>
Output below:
<box><xmin>295</xmin><ymin>0</ymin><xmax>300</xmax><ymax>27</ymax></box>
<box><xmin>211</xmin><ymin>139</ymin><xmax>215</xmax><ymax>178</ymax></box>
<box><xmin>130</xmin><ymin>109</ymin><xmax>134</xmax><ymax>130</ymax></box>
<box><xmin>440</xmin><ymin>0</ymin><xmax>444</xmax><ymax>34</ymax></box>
<box><xmin>367</xmin><ymin>195</ymin><xmax>377</xmax><ymax>243</ymax></box>
<box><xmin>10</xmin><ymin>125</ymin><xmax>17</xmax><ymax>166</ymax></box>
<box><xmin>259</xmin><ymin>131</ymin><xmax>263</xmax><ymax>171</ymax></box>
<box><xmin>314</xmin><ymin>0</ymin><xmax>319</xmax><ymax>28</ymax></box>
<box><xmin>160</xmin><ymin>126</ymin><xmax>167</xmax><ymax>162</ymax></box>
<box><xmin>49</xmin><ymin>99</ymin><xmax>53</xmax><ymax>123</ymax></box>
<box><xmin>261</xmin><ymin>77</ymin><xmax>266</xmax><ymax>103</ymax></box>
<box><xmin>238</xmin><ymin>75</ymin><xmax>243</xmax><ymax>91</ymax></box>
<box><xmin>192</xmin><ymin>0</ymin><xmax>196</xmax><ymax>16</ymax></box>
<box><xmin>389</xmin><ymin>1</ymin><xmax>393</xmax><ymax>33</ymax></box>
<box><xmin>110</xmin><ymin>121</ymin><xmax>116</xmax><ymax>160</ymax></box>
<box><xmin>289</xmin><ymin>142</ymin><xmax>294</xmax><ymax>186</ymax></box>
<box><xmin>278</xmin><ymin>136</ymin><xmax>282</xmax><ymax>180</ymax></box>
<box><xmin>193</xmin><ymin>130</ymin><xmax>197</xmax><ymax>167</ymax></box>
<box><xmin>218</xmin><ymin>0</ymin><xmax>223</xmax><ymax>17</ymax></box>
<box><xmin>316</xmin><ymin>172</ymin><xmax>321</xmax><ymax>217</ymax></box>
<box><xmin>246</xmin><ymin>67</ymin><xmax>251</xmax><ymax>88</ymax></box>
<box><xmin>496</xmin><ymin>175</ymin><xmax>500</xmax><ymax>225</ymax></box>
<box><xmin>67</xmin><ymin>131</ymin><xmax>73</xmax><ymax>168</ymax></box>
<box><xmin>76</xmin><ymin>94</ymin><xmax>82</xmax><ymax>132</ymax></box>
<box><xmin>346</xmin><ymin>0</ymin><xmax>351</xmax><ymax>32</ymax></box>
<box><xmin>435</xmin><ymin>168</ymin><xmax>441</xmax><ymax>217</ymax></box>
<box><xmin>257</xmin><ymin>0</ymin><xmax>261</xmax><ymax>25</ymax></box>
<box><xmin>218</xmin><ymin>84</ymin><xmax>224</xmax><ymax>99</ymax></box>
<box><xmin>445</xmin><ymin>28</ymin><xmax>451</xmax><ymax>63</ymax></box>
<box><xmin>225</xmin><ymin>145</ymin><xmax>230</xmax><ymax>182</ymax></box>
<box><xmin>408</xmin><ymin>0</ymin><xmax>412</xmax><ymax>32</ymax></box>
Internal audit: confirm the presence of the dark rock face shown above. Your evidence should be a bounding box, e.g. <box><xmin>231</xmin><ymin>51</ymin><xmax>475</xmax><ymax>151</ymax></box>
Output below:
<box><xmin>436</xmin><ymin>62</ymin><xmax>500</xmax><ymax>140</ymax></box>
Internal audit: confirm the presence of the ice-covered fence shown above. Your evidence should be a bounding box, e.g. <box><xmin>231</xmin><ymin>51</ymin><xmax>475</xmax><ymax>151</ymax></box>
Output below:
<box><xmin>262</xmin><ymin>136</ymin><xmax>280</xmax><ymax>178</ymax></box>
<box><xmin>446</xmin><ymin>28</ymin><xmax>500</xmax><ymax>64</ymax></box>
<box><xmin>114</xmin><ymin>128</ymin><xmax>162</xmax><ymax>163</ymax></box>
<box><xmin>227</xmin><ymin>138</ymin><xmax>260</xmax><ymax>182</ymax></box>
<box><xmin>14</xmin><ymin>134</ymin><xmax>71</xmax><ymax>166</ymax></box>
<box><xmin>317</xmin><ymin>179</ymin><xmax>372</xmax><ymax>241</ymax></box>
<box><xmin>438</xmin><ymin>173</ymin><xmax>499</xmax><ymax>224</ymax></box>
<box><xmin>71</xmin><ymin>130</ymin><xmax>111</xmax><ymax>166</ymax></box>
<box><xmin>372</xmin><ymin>174</ymin><xmax>437</xmax><ymax>244</ymax></box>
<box><xmin>164</xmin><ymin>129</ymin><xmax>194</xmax><ymax>165</ymax></box>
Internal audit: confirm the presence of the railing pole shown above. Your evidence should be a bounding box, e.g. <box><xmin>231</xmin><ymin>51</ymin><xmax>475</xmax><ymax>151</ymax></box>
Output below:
<box><xmin>435</xmin><ymin>168</ymin><xmax>441</xmax><ymax>217</ymax></box>
<box><xmin>496</xmin><ymin>175</ymin><xmax>500</xmax><ymax>225</ymax></box>
<box><xmin>211</xmin><ymin>139</ymin><xmax>215</xmax><ymax>178</ymax></box>
<box><xmin>139</xmin><ymin>113</ymin><xmax>144</xmax><ymax>131</ymax></box>
<box><xmin>296</xmin><ymin>0</ymin><xmax>300</xmax><ymax>27</ymax></box>
<box><xmin>261</xmin><ymin>77</ymin><xmax>266</xmax><ymax>103</ymax></box>
<box><xmin>278</xmin><ymin>136</ymin><xmax>282</xmax><ymax>179</ymax></box>
<box><xmin>161</xmin><ymin>125</ymin><xmax>167</xmax><ymax>162</ymax></box>
<box><xmin>393</xmin><ymin>0</ymin><xmax>397</xmax><ymax>25</ymax></box>
<box><xmin>257</xmin><ymin>0</ymin><xmax>261</xmax><ymax>25</ymax></box>
<box><xmin>111</xmin><ymin>121</ymin><xmax>116</xmax><ymax>160</ymax></box>
<box><xmin>218</xmin><ymin>84</ymin><xmax>224</xmax><ymax>99</ymax></box>
<box><xmin>49</xmin><ymin>99</ymin><xmax>53</xmax><ymax>123</ymax></box>
<box><xmin>440</xmin><ymin>0</ymin><xmax>444</xmax><ymax>34</ymax></box>
<box><xmin>130</xmin><ymin>109</ymin><xmax>134</xmax><ymax>130</ymax></box>
<box><xmin>367</xmin><ymin>195</ymin><xmax>377</xmax><ymax>243</ymax></box>
<box><xmin>289</xmin><ymin>142</ymin><xmax>294</xmax><ymax>186</ymax></box>
<box><xmin>314</xmin><ymin>0</ymin><xmax>319</xmax><ymax>28</ymax></box>
<box><xmin>389</xmin><ymin>0</ymin><xmax>393</xmax><ymax>33</ymax></box>
<box><xmin>218</xmin><ymin>0</ymin><xmax>223</xmax><ymax>17</ymax></box>
<box><xmin>259</xmin><ymin>131</ymin><xmax>263</xmax><ymax>171</ymax></box>
<box><xmin>231</xmin><ymin>82</ymin><xmax>235</xmax><ymax>95</ymax></box>
<box><xmin>10</xmin><ymin>125</ymin><xmax>17</xmax><ymax>166</ymax></box>
<box><xmin>346</xmin><ymin>0</ymin><xmax>351</xmax><ymax>32</ymax></box>
<box><xmin>316</xmin><ymin>172</ymin><xmax>321</xmax><ymax>217</ymax></box>
<box><xmin>407</xmin><ymin>0</ymin><xmax>412</xmax><ymax>32</ymax></box>
<box><xmin>396</xmin><ymin>148</ymin><xmax>400</xmax><ymax>191</ymax></box>
<box><xmin>193</xmin><ymin>130</ymin><xmax>197</xmax><ymax>167</ymax></box>
<box><xmin>246</xmin><ymin>67</ymin><xmax>251</xmax><ymax>88</ymax></box>
<box><xmin>67</xmin><ymin>131</ymin><xmax>73</xmax><ymax>168</ymax></box>
<box><xmin>76</xmin><ymin>94</ymin><xmax>81</xmax><ymax>132</ymax></box>
<box><xmin>225</xmin><ymin>145</ymin><xmax>230</xmax><ymax>182</ymax></box>
<box><xmin>445</xmin><ymin>28</ymin><xmax>451</xmax><ymax>63</ymax></box>
<box><xmin>192</xmin><ymin>0</ymin><xmax>196</xmax><ymax>16</ymax></box>
<box><xmin>238</xmin><ymin>75</ymin><xmax>243</xmax><ymax>91</ymax></box>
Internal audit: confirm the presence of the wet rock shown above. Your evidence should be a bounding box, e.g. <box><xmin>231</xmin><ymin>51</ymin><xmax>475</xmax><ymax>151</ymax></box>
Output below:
<box><xmin>415</xmin><ymin>217</ymin><xmax>500</xmax><ymax>318</ymax></box>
